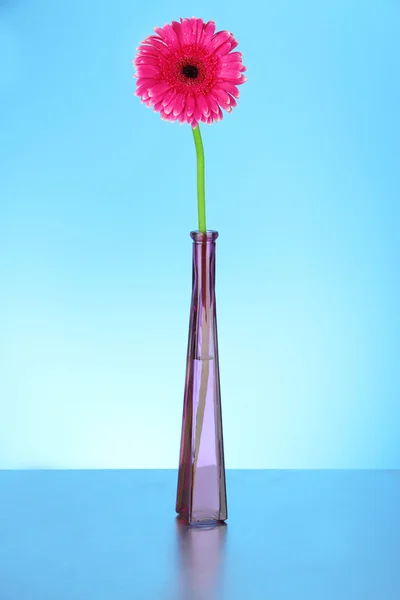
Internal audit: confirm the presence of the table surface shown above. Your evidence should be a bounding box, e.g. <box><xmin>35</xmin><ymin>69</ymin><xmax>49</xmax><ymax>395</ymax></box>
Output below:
<box><xmin>0</xmin><ymin>470</ymin><xmax>399</xmax><ymax>600</ymax></box>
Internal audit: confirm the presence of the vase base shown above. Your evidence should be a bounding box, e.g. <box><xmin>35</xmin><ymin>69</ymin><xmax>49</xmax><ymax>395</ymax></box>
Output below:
<box><xmin>176</xmin><ymin>513</ymin><xmax>226</xmax><ymax>528</ymax></box>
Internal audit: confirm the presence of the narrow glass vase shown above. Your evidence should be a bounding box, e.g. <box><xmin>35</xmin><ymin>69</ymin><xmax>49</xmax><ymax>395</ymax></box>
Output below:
<box><xmin>176</xmin><ymin>230</ymin><xmax>227</xmax><ymax>525</ymax></box>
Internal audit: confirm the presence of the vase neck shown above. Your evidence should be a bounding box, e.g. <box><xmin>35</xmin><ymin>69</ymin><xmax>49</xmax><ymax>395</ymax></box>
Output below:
<box><xmin>190</xmin><ymin>230</ymin><xmax>219</xmax><ymax>244</ymax></box>
<box><xmin>191</xmin><ymin>231</ymin><xmax>218</xmax><ymax>282</ymax></box>
<box><xmin>191</xmin><ymin>231</ymin><xmax>218</xmax><ymax>288</ymax></box>
<box><xmin>191</xmin><ymin>230</ymin><xmax>218</xmax><ymax>324</ymax></box>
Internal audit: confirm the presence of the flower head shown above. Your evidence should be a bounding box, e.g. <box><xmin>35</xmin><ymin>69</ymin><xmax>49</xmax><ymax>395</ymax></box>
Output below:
<box><xmin>133</xmin><ymin>17</ymin><xmax>247</xmax><ymax>127</ymax></box>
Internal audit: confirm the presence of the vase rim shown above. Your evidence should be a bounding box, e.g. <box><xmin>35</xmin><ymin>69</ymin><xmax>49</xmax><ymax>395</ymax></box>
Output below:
<box><xmin>190</xmin><ymin>230</ymin><xmax>219</xmax><ymax>243</ymax></box>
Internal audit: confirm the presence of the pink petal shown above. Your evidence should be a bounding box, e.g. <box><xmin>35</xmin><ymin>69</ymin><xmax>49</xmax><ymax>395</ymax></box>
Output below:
<box><xmin>186</xmin><ymin>94</ymin><xmax>196</xmax><ymax>116</ymax></box>
<box><xmin>222</xmin><ymin>51</ymin><xmax>243</xmax><ymax>63</ymax></box>
<box><xmin>154</xmin><ymin>24</ymin><xmax>180</xmax><ymax>50</ymax></box>
<box><xmin>219</xmin><ymin>65</ymin><xmax>243</xmax><ymax>77</ymax></box>
<box><xmin>218</xmin><ymin>81</ymin><xmax>240</xmax><ymax>98</ymax></box>
<box><xmin>171</xmin><ymin>20</ymin><xmax>182</xmax><ymax>45</ymax></box>
<box><xmin>164</xmin><ymin>93</ymin><xmax>178</xmax><ymax>115</ymax></box>
<box><xmin>136</xmin><ymin>51</ymin><xmax>154</xmax><ymax>60</ymax></box>
<box><xmin>233</xmin><ymin>74</ymin><xmax>247</xmax><ymax>84</ymax></box>
<box><xmin>135</xmin><ymin>78</ymin><xmax>155</xmax><ymax>96</ymax></box>
<box><xmin>212</xmin><ymin>88</ymin><xmax>231</xmax><ymax>109</ymax></box>
<box><xmin>136</xmin><ymin>65</ymin><xmax>161</xmax><ymax>78</ymax></box>
<box><xmin>179</xmin><ymin>18</ymin><xmax>192</xmax><ymax>45</ymax></box>
<box><xmin>134</xmin><ymin>90</ymin><xmax>147</xmax><ymax>99</ymax></box>
<box><xmin>161</xmin><ymin>89</ymin><xmax>177</xmax><ymax>107</ymax></box>
<box><xmin>189</xmin><ymin>17</ymin><xmax>198</xmax><ymax>45</ymax></box>
<box><xmin>134</xmin><ymin>56</ymin><xmax>159</xmax><ymax>67</ymax></box>
<box><xmin>220</xmin><ymin>63</ymin><xmax>245</xmax><ymax>76</ymax></box>
<box><xmin>195</xmin><ymin>18</ymin><xmax>204</xmax><ymax>44</ymax></box>
<box><xmin>205</xmin><ymin>91</ymin><xmax>219</xmax><ymax>115</ymax></box>
<box><xmin>221</xmin><ymin>73</ymin><xmax>247</xmax><ymax>84</ymax></box>
<box><xmin>200</xmin><ymin>20</ymin><xmax>216</xmax><ymax>47</ymax></box>
<box><xmin>162</xmin><ymin>108</ymin><xmax>175</xmax><ymax>122</ymax></box>
<box><xmin>136</xmin><ymin>47</ymin><xmax>161</xmax><ymax>60</ymax></box>
<box><xmin>228</xmin><ymin>38</ymin><xmax>238</xmax><ymax>51</ymax></box>
<box><xmin>218</xmin><ymin>59</ymin><xmax>243</xmax><ymax>72</ymax></box>
<box><xmin>209</xmin><ymin>30</ymin><xmax>232</xmax><ymax>53</ymax></box>
<box><xmin>193</xmin><ymin>105</ymin><xmax>203</xmax><ymax>122</ymax></box>
<box><xmin>189</xmin><ymin>17</ymin><xmax>203</xmax><ymax>46</ymax></box>
<box><xmin>212</xmin><ymin>40</ymin><xmax>232</xmax><ymax>58</ymax></box>
<box><xmin>144</xmin><ymin>36</ymin><xmax>171</xmax><ymax>57</ymax></box>
<box><xmin>191</xmin><ymin>119</ymin><xmax>198</xmax><ymax>129</ymax></box>
<box><xmin>136</xmin><ymin>76</ymin><xmax>154</xmax><ymax>86</ymax></box>
<box><xmin>148</xmin><ymin>81</ymin><xmax>170</xmax><ymax>97</ymax></box>
<box><xmin>147</xmin><ymin>91</ymin><xmax>170</xmax><ymax>107</ymax></box>
<box><xmin>196</xmin><ymin>94</ymin><xmax>210</xmax><ymax>117</ymax></box>
<box><xmin>172</xmin><ymin>94</ymin><xmax>186</xmax><ymax>117</ymax></box>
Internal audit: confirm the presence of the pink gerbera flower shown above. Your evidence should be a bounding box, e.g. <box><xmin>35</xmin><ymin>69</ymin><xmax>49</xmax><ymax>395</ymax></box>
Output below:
<box><xmin>133</xmin><ymin>17</ymin><xmax>247</xmax><ymax>127</ymax></box>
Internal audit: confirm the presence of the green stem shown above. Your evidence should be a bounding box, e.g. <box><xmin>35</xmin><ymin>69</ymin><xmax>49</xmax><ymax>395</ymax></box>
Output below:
<box><xmin>192</xmin><ymin>125</ymin><xmax>206</xmax><ymax>232</ymax></box>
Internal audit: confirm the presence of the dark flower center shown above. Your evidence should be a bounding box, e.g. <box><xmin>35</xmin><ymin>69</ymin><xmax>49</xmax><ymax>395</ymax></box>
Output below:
<box><xmin>182</xmin><ymin>64</ymin><xmax>199</xmax><ymax>79</ymax></box>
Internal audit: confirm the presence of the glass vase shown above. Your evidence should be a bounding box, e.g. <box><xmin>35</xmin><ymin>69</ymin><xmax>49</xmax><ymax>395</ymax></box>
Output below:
<box><xmin>176</xmin><ymin>230</ymin><xmax>227</xmax><ymax>525</ymax></box>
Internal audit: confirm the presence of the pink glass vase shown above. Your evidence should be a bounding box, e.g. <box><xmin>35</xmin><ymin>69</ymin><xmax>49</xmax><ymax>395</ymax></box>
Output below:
<box><xmin>176</xmin><ymin>230</ymin><xmax>227</xmax><ymax>525</ymax></box>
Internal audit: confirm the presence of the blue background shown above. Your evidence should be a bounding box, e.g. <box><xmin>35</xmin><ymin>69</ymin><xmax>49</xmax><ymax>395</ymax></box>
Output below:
<box><xmin>1</xmin><ymin>0</ymin><xmax>399</xmax><ymax>468</ymax></box>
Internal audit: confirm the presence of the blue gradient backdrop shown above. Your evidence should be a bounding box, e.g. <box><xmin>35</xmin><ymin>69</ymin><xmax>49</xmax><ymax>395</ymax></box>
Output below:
<box><xmin>1</xmin><ymin>0</ymin><xmax>399</xmax><ymax>468</ymax></box>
